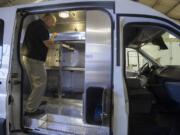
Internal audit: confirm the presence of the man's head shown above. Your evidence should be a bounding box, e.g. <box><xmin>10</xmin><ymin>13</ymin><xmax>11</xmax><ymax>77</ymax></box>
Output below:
<box><xmin>42</xmin><ymin>13</ymin><xmax>57</xmax><ymax>28</ymax></box>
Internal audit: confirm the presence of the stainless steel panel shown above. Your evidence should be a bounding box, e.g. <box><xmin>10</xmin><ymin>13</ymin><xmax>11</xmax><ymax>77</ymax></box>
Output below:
<box><xmin>84</xmin><ymin>10</ymin><xmax>111</xmax><ymax>126</ymax></box>
<box><xmin>23</xmin><ymin>97</ymin><xmax>82</xmax><ymax>119</ymax></box>
<box><xmin>85</xmin><ymin>10</ymin><xmax>111</xmax><ymax>89</ymax></box>
<box><xmin>62</xmin><ymin>71</ymin><xmax>84</xmax><ymax>92</ymax></box>
<box><xmin>61</xmin><ymin>42</ymin><xmax>85</xmax><ymax>93</ymax></box>
<box><xmin>46</xmin><ymin>69</ymin><xmax>59</xmax><ymax>97</ymax></box>
<box><xmin>45</xmin><ymin>44</ymin><xmax>60</xmax><ymax>96</ymax></box>
<box><xmin>51</xmin><ymin>11</ymin><xmax>86</xmax><ymax>33</ymax></box>
<box><xmin>61</xmin><ymin>43</ymin><xmax>85</xmax><ymax>67</ymax></box>
<box><xmin>54</xmin><ymin>32</ymin><xmax>85</xmax><ymax>42</ymax></box>
<box><xmin>45</xmin><ymin>98</ymin><xmax>82</xmax><ymax>118</ymax></box>
<box><xmin>25</xmin><ymin>114</ymin><xmax>109</xmax><ymax>135</ymax></box>
<box><xmin>45</xmin><ymin>44</ymin><xmax>60</xmax><ymax>68</ymax></box>
<box><xmin>24</xmin><ymin>98</ymin><xmax>108</xmax><ymax>135</ymax></box>
<box><xmin>63</xmin><ymin>67</ymin><xmax>85</xmax><ymax>71</ymax></box>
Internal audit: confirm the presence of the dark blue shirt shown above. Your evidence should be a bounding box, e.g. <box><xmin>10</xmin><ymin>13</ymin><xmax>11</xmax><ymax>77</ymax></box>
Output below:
<box><xmin>24</xmin><ymin>19</ymin><xmax>49</xmax><ymax>62</ymax></box>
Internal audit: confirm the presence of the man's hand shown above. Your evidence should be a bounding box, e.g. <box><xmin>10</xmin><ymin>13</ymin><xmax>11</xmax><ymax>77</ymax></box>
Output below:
<box><xmin>51</xmin><ymin>32</ymin><xmax>58</xmax><ymax>39</ymax></box>
<box><xmin>43</xmin><ymin>33</ymin><xmax>59</xmax><ymax>48</ymax></box>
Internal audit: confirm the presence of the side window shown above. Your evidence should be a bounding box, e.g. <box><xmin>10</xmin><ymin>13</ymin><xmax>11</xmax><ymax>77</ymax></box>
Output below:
<box><xmin>126</xmin><ymin>48</ymin><xmax>147</xmax><ymax>72</ymax></box>
<box><xmin>0</xmin><ymin>19</ymin><xmax>4</xmax><ymax>68</ymax></box>
<box><xmin>141</xmin><ymin>32</ymin><xmax>180</xmax><ymax>66</ymax></box>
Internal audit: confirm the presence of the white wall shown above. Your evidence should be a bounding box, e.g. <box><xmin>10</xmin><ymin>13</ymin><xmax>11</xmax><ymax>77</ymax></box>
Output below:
<box><xmin>137</xmin><ymin>33</ymin><xmax>180</xmax><ymax>66</ymax></box>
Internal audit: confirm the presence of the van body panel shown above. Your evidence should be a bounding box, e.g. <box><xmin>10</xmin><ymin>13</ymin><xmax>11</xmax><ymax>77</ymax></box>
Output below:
<box><xmin>0</xmin><ymin>0</ymin><xmax>179</xmax><ymax>135</ymax></box>
<box><xmin>0</xmin><ymin>7</ymin><xmax>17</xmax><ymax>135</ymax></box>
<box><xmin>115</xmin><ymin>0</ymin><xmax>172</xmax><ymax>20</ymax></box>
<box><xmin>112</xmin><ymin>16</ymin><xmax>129</xmax><ymax>135</ymax></box>
<box><xmin>113</xmin><ymin>67</ymin><xmax>129</xmax><ymax>135</ymax></box>
<box><xmin>0</xmin><ymin>7</ymin><xmax>16</xmax><ymax>118</ymax></box>
<box><xmin>118</xmin><ymin>16</ymin><xmax>180</xmax><ymax>36</ymax></box>
<box><xmin>3</xmin><ymin>0</ymin><xmax>175</xmax><ymax>23</ymax></box>
<box><xmin>15</xmin><ymin>0</ymin><xmax>114</xmax><ymax>9</ymax></box>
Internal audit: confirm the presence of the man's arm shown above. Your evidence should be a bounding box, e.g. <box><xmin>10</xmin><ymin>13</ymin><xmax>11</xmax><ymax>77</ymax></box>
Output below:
<box><xmin>43</xmin><ymin>33</ymin><xmax>58</xmax><ymax>48</ymax></box>
<box><xmin>43</xmin><ymin>39</ymin><xmax>55</xmax><ymax>48</ymax></box>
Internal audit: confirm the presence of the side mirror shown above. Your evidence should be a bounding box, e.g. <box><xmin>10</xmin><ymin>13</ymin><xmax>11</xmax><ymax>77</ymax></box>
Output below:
<box><xmin>0</xmin><ymin>20</ymin><xmax>4</xmax><ymax>68</ymax></box>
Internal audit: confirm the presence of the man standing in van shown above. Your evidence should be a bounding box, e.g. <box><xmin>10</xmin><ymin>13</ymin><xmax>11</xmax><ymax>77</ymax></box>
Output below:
<box><xmin>23</xmin><ymin>13</ymin><xmax>57</xmax><ymax>115</ymax></box>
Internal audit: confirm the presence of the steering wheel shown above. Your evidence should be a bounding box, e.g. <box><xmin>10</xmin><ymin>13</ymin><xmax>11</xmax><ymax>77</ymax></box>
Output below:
<box><xmin>138</xmin><ymin>62</ymin><xmax>150</xmax><ymax>75</ymax></box>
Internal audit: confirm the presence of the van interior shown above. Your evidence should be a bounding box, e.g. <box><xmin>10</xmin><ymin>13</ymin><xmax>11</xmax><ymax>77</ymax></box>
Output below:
<box><xmin>124</xmin><ymin>24</ymin><xmax>180</xmax><ymax>135</ymax></box>
<box><xmin>20</xmin><ymin>10</ymin><xmax>112</xmax><ymax>135</ymax></box>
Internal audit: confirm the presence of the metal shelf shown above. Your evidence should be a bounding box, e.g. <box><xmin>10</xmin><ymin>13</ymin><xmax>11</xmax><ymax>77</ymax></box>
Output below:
<box><xmin>54</xmin><ymin>32</ymin><xmax>85</xmax><ymax>42</ymax></box>
<box><xmin>63</xmin><ymin>40</ymin><xmax>85</xmax><ymax>45</ymax></box>
<box><xmin>62</xmin><ymin>67</ymin><xmax>85</xmax><ymax>72</ymax></box>
<box><xmin>61</xmin><ymin>44</ymin><xmax>75</xmax><ymax>51</ymax></box>
<box><xmin>46</xmin><ymin>66</ymin><xmax>59</xmax><ymax>70</ymax></box>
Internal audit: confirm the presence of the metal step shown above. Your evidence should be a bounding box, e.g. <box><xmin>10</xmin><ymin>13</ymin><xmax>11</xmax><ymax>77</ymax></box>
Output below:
<box><xmin>25</xmin><ymin>114</ymin><xmax>109</xmax><ymax>135</ymax></box>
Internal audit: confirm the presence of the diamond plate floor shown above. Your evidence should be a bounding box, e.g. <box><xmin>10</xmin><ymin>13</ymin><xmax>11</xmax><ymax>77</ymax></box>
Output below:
<box><xmin>25</xmin><ymin>114</ymin><xmax>109</xmax><ymax>135</ymax></box>
<box><xmin>24</xmin><ymin>97</ymin><xmax>109</xmax><ymax>135</ymax></box>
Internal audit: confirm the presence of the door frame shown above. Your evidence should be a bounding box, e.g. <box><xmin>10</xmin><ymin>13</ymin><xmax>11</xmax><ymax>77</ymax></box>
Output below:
<box><xmin>116</xmin><ymin>14</ymin><xmax>180</xmax><ymax>135</ymax></box>
<box><xmin>14</xmin><ymin>1</ymin><xmax>115</xmax><ymax>134</ymax></box>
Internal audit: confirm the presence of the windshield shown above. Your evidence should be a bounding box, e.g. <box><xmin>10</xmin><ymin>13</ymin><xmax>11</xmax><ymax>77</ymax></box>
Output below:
<box><xmin>141</xmin><ymin>32</ymin><xmax>180</xmax><ymax>66</ymax></box>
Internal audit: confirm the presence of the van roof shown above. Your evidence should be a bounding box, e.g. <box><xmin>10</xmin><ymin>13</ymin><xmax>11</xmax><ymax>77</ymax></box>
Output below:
<box><xmin>1</xmin><ymin>0</ymin><xmax>178</xmax><ymax>25</ymax></box>
<box><xmin>116</xmin><ymin>0</ymin><xmax>166</xmax><ymax>18</ymax></box>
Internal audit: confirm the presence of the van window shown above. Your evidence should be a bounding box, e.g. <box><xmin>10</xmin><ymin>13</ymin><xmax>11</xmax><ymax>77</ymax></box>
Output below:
<box><xmin>126</xmin><ymin>48</ymin><xmax>147</xmax><ymax>72</ymax></box>
<box><xmin>0</xmin><ymin>19</ymin><xmax>4</xmax><ymax>67</ymax></box>
<box><xmin>141</xmin><ymin>32</ymin><xmax>180</xmax><ymax>66</ymax></box>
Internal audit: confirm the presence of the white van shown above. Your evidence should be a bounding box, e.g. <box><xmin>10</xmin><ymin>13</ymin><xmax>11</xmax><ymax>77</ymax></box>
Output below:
<box><xmin>0</xmin><ymin>0</ymin><xmax>180</xmax><ymax>135</ymax></box>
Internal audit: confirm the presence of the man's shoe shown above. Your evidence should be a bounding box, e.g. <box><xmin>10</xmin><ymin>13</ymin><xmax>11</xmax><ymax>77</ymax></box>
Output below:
<box><xmin>40</xmin><ymin>101</ymin><xmax>47</xmax><ymax>106</ymax></box>
<box><xmin>24</xmin><ymin>109</ymin><xmax>45</xmax><ymax>116</ymax></box>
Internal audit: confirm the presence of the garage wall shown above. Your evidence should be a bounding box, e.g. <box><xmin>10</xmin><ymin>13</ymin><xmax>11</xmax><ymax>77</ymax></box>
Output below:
<box><xmin>0</xmin><ymin>0</ymin><xmax>49</xmax><ymax>7</ymax></box>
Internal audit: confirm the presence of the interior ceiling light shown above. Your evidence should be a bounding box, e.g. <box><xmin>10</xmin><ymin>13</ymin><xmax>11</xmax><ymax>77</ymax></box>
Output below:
<box><xmin>59</xmin><ymin>11</ymin><xmax>70</xmax><ymax>19</ymax></box>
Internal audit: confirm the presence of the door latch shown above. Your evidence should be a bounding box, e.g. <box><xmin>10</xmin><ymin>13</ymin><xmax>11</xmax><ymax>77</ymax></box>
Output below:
<box><xmin>8</xmin><ymin>95</ymin><xmax>14</xmax><ymax>105</ymax></box>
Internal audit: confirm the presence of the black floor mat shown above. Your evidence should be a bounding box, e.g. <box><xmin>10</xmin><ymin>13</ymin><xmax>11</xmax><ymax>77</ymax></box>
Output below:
<box><xmin>129</xmin><ymin>114</ymin><xmax>170</xmax><ymax>135</ymax></box>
